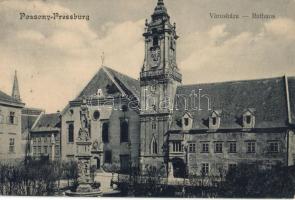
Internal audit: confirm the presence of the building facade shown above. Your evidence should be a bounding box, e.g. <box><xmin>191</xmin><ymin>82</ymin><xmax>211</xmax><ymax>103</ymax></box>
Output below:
<box><xmin>61</xmin><ymin>67</ymin><xmax>140</xmax><ymax>172</ymax></box>
<box><xmin>167</xmin><ymin>77</ymin><xmax>295</xmax><ymax>177</ymax></box>
<box><xmin>30</xmin><ymin>113</ymin><xmax>61</xmax><ymax>160</ymax></box>
<box><xmin>0</xmin><ymin>72</ymin><xmax>25</xmax><ymax>162</ymax></box>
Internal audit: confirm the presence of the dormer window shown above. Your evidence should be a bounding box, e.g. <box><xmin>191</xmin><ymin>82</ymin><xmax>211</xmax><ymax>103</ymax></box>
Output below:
<box><xmin>182</xmin><ymin>112</ymin><xmax>193</xmax><ymax>131</ymax></box>
<box><xmin>209</xmin><ymin>110</ymin><xmax>221</xmax><ymax>130</ymax></box>
<box><xmin>242</xmin><ymin>108</ymin><xmax>255</xmax><ymax>129</ymax></box>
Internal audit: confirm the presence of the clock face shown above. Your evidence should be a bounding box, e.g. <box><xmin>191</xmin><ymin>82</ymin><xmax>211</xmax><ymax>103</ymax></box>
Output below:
<box><xmin>150</xmin><ymin>46</ymin><xmax>161</xmax><ymax>67</ymax></box>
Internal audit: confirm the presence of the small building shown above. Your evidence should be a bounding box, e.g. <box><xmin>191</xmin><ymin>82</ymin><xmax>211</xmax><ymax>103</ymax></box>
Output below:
<box><xmin>21</xmin><ymin>107</ymin><xmax>44</xmax><ymax>159</ymax></box>
<box><xmin>30</xmin><ymin>113</ymin><xmax>61</xmax><ymax>160</ymax></box>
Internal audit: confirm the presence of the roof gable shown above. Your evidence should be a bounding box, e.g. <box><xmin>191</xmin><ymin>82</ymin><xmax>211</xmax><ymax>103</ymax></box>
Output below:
<box><xmin>75</xmin><ymin>66</ymin><xmax>140</xmax><ymax>101</ymax></box>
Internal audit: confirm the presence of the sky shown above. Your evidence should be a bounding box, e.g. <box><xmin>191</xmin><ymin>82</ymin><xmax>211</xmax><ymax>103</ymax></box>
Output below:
<box><xmin>0</xmin><ymin>0</ymin><xmax>294</xmax><ymax>113</ymax></box>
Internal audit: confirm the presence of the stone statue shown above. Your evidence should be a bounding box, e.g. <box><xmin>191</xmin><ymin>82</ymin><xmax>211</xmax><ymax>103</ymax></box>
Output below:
<box><xmin>80</xmin><ymin>103</ymin><xmax>90</xmax><ymax>130</ymax></box>
<box><xmin>77</xmin><ymin>102</ymin><xmax>91</xmax><ymax>142</ymax></box>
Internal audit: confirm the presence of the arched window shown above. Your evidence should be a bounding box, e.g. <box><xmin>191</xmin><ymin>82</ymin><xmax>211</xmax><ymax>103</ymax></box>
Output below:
<box><xmin>151</xmin><ymin>137</ymin><xmax>158</xmax><ymax>154</ymax></box>
<box><xmin>120</xmin><ymin>120</ymin><xmax>129</xmax><ymax>143</ymax></box>
<box><xmin>68</xmin><ymin>123</ymin><xmax>74</xmax><ymax>143</ymax></box>
<box><xmin>153</xmin><ymin>36</ymin><xmax>159</xmax><ymax>46</ymax></box>
<box><xmin>88</xmin><ymin>123</ymin><xmax>91</xmax><ymax>138</ymax></box>
<box><xmin>102</xmin><ymin>122</ymin><xmax>109</xmax><ymax>143</ymax></box>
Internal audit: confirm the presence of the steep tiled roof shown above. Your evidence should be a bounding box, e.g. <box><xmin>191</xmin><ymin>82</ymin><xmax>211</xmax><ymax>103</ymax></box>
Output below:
<box><xmin>31</xmin><ymin>113</ymin><xmax>61</xmax><ymax>132</ymax></box>
<box><xmin>21</xmin><ymin>108</ymin><xmax>43</xmax><ymax>133</ymax></box>
<box><xmin>170</xmin><ymin>76</ymin><xmax>292</xmax><ymax>131</ymax></box>
<box><xmin>22</xmin><ymin>115</ymin><xmax>39</xmax><ymax>133</ymax></box>
<box><xmin>288</xmin><ymin>77</ymin><xmax>295</xmax><ymax>124</ymax></box>
<box><xmin>75</xmin><ymin>66</ymin><xmax>140</xmax><ymax>100</ymax></box>
<box><xmin>0</xmin><ymin>90</ymin><xmax>23</xmax><ymax>106</ymax></box>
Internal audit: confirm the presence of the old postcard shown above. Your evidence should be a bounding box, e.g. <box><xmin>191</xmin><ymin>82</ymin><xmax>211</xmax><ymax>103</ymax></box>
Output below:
<box><xmin>0</xmin><ymin>0</ymin><xmax>295</xmax><ymax>198</ymax></box>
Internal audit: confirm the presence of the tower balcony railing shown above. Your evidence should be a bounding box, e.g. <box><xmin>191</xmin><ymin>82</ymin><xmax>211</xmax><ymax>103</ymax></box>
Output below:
<box><xmin>140</xmin><ymin>68</ymin><xmax>182</xmax><ymax>81</ymax></box>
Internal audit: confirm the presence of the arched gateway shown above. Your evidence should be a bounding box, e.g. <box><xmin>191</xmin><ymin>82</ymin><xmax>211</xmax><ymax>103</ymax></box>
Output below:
<box><xmin>171</xmin><ymin>157</ymin><xmax>187</xmax><ymax>178</ymax></box>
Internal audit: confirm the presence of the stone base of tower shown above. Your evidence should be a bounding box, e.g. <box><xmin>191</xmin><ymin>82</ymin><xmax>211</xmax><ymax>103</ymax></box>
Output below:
<box><xmin>139</xmin><ymin>156</ymin><xmax>168</xmax><ymax>177</ymax></box>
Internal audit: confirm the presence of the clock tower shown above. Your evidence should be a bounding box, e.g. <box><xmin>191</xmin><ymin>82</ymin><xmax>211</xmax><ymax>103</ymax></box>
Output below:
<box><xmin>139</xmin><ymin>0</ymin><xmax>182</xmax><ymax>174</ymax></box>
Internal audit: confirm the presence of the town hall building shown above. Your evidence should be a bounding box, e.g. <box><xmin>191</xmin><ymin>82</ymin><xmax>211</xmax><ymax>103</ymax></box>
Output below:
<box><xmin>60</xmin><ymin>0</ymin><xmax>295</xmax><ymax>177</ymax></box>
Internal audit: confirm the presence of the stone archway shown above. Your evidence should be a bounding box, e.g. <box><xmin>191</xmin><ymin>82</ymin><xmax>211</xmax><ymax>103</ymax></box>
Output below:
<box><xmin>171</xmin><ymin>157</ymin><xmax>186</xmax><ymax>178</ymax></box>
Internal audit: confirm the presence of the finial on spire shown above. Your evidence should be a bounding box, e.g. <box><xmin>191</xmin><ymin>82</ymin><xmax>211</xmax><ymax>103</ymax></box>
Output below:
<box><xmin>153</xmin><ymin>0</ymin><xmax>168</xmax><ymax>17</ymax></box>
<box><xmin>158</xmin><ymin>0</ymin><xmax>164</xmax><ymax>5</ymax></box>
<box><xmin>12</xmin><ymin>70</ymin><xmax>21</xmax><ymax>101</ymax></box>
<box><xmin>101</xmin><ymin>52</ymin><xmax>105</xmax><ymax>67</ymax></box>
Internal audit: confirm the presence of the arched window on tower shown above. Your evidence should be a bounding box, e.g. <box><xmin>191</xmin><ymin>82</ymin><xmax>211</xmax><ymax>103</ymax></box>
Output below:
<box><xmin>68</xmin><ymin>122</ymin><xmax>74</xmax><ymax>143</ymax></box>
<box><xmin>151</xmin><ymin>136</ymin><xmax>158</xmax><ymax>154</ymax></box>
<box><xmin>153</xmin><ymin>36</ymin><xmax>159</xmax><ymax>46</ymax></box>
<box><xmin>102</xmin><ymin>122</ymin><xmax>109</xmax><ymax>143</ymax></box>
<box><xmin>120</xmin><ymin>119</ymin><xmax>129</xmax><ymax>143</ymax></box>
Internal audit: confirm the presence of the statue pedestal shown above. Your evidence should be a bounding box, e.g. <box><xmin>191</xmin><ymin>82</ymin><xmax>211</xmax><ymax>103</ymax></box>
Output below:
<box><xmin>65</xmin><ymin>116</ymin><xmax>102</xmax><ymax>197</ymax></box>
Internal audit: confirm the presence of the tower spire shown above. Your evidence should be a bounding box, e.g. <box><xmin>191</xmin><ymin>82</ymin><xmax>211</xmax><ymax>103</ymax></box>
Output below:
<box><xmin>12</xmin><ymin>70</ymin><xmax>21</xmax><ymax>101</ymax></box>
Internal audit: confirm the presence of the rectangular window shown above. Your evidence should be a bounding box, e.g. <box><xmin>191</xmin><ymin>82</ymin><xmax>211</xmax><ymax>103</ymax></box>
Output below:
<box><xmin>229</xmin><ymin>142</ymin><xmax>237</xmax><ymax>153</ymax></box>
<box><xmin>38</xmin><ymin>137</ymin><xmax>41</xmax><ymax>142</ymax></box>
<box><xmin>55</xmin><ymin>146</ymin><xmax>60</xmax><ymax>156</ymax></box>
<box><xmin>33</xmin><ymin>146</ymin><xmax>37</xmax><ymax>155</ymax></box>
<box><xmin>33</xmin><ymin>137</ymin><xmax>36</xmax><ymax>144</ymax></box>
<box><xmin>201</xmin><ymin>163</ymin><xmax>209</xmax><ymax>174</ymax></box>
<box><xmin>228</xmin><ymin>164</ymin><xmax>237</xmax><ymax>171</ymax></box>
<box><xmin>38</xmin><ymin>146</ymin><xmax>41</xmax><ymax>155</ymax></box>
<box><xmin>44</xmin><ymin>146</ymin><xmax>48</xmax><ymax>154</ymax></box>
<box><xmin>201</xmin><ymin>143</ymin><xmax>209</xmax><ymax>153</ymax></box>
<box><xmin>184</xmin><ymin>118</ymin><xmax>189</xmax><ymax>126</ymax></box>
<box><xmin>246</xmin><ymin>115</ymin><xmax>251</xmax><ymax>124</ymax></box>
<box><xmin>0</xmin><ymin>114</ymin><xmax>4</xmax><ymax>124</ymax></box>
<box><xmin>172</xmin><ymin>141</ymin><xmax>182</xmax><ymax>152</ymax></box>
<box><xmin>269</xmin><ymin>142</ymin><xmax>279</xmax><ymax>153</ymax></box>
<box><xmin>9</xmin><ymin>112</ymin><xmax>15</xmax><ymax>124</ymax></box>
<box><xmin>104</xmin><ymin>151</ymin><xmax>112</xmax><ymax>164</ymax></box>
<box><xmin>152</xmin><ymin>122</ymin><xmax>157</xmax><ymax>130</ymax></box>
<box><xmin>215</xmin><ymin>142</ymin><xmax>223</xmax><ymax>153</ymax></box>
<box><xmin>247</xmin><ymin>142</ymin><xmax>256</xmax><ymax>153</ymax></box>
<box><xmin>44</xmin><ymin>137</ymin><xmax>47</xmax><ymax>143</ymax></box>
<box><xmin>212</xmin><ymin>117</ymin><xmax>217</xmax><ymax>125</ymax></box>
<box><xmin>188</xmin><ymin>143</ymin><xmax>196</xmax><ymax>153</ymax></box>
<box><xmin>9</xmin><ymin>138</ymin><xmax>15</xmax><ymax>153</ymax></box>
